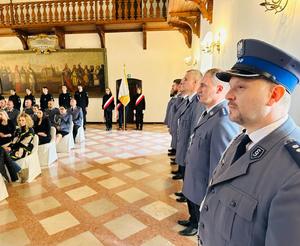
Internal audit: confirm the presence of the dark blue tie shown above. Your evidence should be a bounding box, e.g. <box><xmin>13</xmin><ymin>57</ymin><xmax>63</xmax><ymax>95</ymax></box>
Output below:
<box><xmin>231</xmin><ymin>134</ymin><xmax>251</xmax><ymax>164</ymax></box>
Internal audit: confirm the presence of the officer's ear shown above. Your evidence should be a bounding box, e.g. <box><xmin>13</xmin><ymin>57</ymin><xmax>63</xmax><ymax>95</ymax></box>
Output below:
<box><xmin>216</xmin><ymin>84</ymin><xmax>223</xmax><ymax>94</ymax></box>
<box><xmin>267</xmin><ymin>84</ymin><xmax>285</xmax><ymax>106</ymax></box>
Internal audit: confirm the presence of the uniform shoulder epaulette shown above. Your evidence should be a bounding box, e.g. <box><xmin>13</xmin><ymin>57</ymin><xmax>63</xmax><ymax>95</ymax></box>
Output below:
<box><xmin>285</xmin><ymin>139</ymin><xmax>300</xmax><ymax>167</ymax></box>
<box><xmin>219</xmin><ymin>107</ymin><xmax>228</xmax><ymax>116</ymax></box>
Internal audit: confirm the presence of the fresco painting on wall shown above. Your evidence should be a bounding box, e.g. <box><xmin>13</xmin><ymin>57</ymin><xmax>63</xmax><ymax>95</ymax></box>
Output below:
<box><xmin>0</xmin><ymin>48</ymin><xmax>107</xmax><ymax>97</ymax></box>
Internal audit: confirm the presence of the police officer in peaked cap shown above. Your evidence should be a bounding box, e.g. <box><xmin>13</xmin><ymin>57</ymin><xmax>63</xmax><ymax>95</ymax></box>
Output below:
<box><xmin>198</xmin><ymin>39</ymin><xmax>300</xmax><ymax>246</ymax></box>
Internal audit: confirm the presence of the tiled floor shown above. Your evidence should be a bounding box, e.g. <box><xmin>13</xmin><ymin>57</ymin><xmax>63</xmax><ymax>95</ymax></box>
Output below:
<box><xmin>0</xmin><ymin>124</ymin><xmax>197</xmax><ymax>246</ymax></box>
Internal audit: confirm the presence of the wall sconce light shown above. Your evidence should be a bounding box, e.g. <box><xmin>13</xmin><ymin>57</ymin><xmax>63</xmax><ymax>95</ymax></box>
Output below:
<box><xmin>260</xmin><ymin>0</ymin><xmax>289</xmax><ymax>14</ymax></box>
<box><xmin>184</xmin><ymin>56</ymin><xmax>198</xmax><ymax>66</ymax></box>
<box><xmin>201</xmin><ymin>30</ymin><xmax>226</xmax><ymax>54</ymax></box>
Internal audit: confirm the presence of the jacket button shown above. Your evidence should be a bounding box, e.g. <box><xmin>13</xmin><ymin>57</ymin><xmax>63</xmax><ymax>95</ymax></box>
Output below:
<box><xmin>211</xmin><ymin>188</ymin><xmax>215</xmax><ymax>193</ymax></box>
<box><xmin>200</xmin><ymin>222</ymin><xmax>205</xmax><ymax>229</ymax></box>
<box><xmin>230</xmin><ymin>200</ymin><xmax>237</xmax><ymax>207</ymax></box>
<box><xmin>203</xmin><ymin>205</ymin><xmax>208</xmax><ymax>211</ymax></box>
<box><xmin>199</xmin><ymin>239</ymin><xmax>203</xmax><ymax>245</ymax></box>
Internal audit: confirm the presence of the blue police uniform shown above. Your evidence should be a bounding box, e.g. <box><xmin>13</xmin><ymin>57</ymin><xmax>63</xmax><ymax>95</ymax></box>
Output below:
<box><xmin>198</xmin><ymin>39</ymin><xmax>300</xmax><ymax>246</ymax></box>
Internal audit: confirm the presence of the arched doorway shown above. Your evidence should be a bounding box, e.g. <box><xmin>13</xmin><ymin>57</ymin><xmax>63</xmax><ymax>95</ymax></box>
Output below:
<box><xmin>116</xmin><ymin>78</ymin><xmax>142</xmax><ymax>123</ymax></box>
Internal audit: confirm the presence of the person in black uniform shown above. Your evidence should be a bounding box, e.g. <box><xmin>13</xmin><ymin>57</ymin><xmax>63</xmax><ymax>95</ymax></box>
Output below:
<box><xmin>133</xmin><ymin>87</ymin><xmax>146</xmax><ymax>130</ymax></box>
<box><xmin>34</xmin><ymin>109</ymin><xmax>51</xmax><ymax>145</ymax></box>
<box><xmin>23</xmin><ymin>88</ymin><xmax>36</xmax><ymax>109</ymax></box>
<box><xmin>74</xmin><ymin>85</ymin><xmax>89</xmax><ymax>129</ymax></box>
<box><xmin>40</xmin><ymin>87</ymin><xmax>53</xmax><ymax>111</ymax></box>
<box><xmin>9</xmin><ymin>89</ymin><xmax>21</xmax><ymax>111</ymax></box>
<box><xmin>116</xmin><ymin>99</ymin><xmax>128</xmax><ymax>130</ymax></box>
<box><xmin>59</xmin><ymin>85</ymin><xmax>72</xmax><ymax>108</ymax></box>
<box><xmin>102</xmin><ymin>88</ymin><xmax>115</xmax><ymax>131</ymax></box>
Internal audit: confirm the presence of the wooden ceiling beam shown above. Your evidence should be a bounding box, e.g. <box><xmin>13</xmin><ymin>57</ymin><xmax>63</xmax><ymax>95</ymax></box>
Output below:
<box><xmin>52</xmin><ymin>27</ymin><xmax>66</xmax><ymax>49</ymax></box>
<box><xmin>142</xmin><ymin>23</ymin><xmax>147</xmax><ymax>50</ymax></box>
<box><xmin>13</xmin><ymin>29</ymin><xmax>29</xmax><ymax>50</ymax></box>
<box><xmin>186</xmin><ymin>0</ymin><xmax>213</xmax><ymax>23</ymax></box>
<box><xmin>168</xmin><ymin>21</ymin><xmax>192</xmax><ymax>48</ymax></box>
<box><xmin>96</xmin><ymin>25</ymin><xmax>105</xmax><ymax>48</ymax></box>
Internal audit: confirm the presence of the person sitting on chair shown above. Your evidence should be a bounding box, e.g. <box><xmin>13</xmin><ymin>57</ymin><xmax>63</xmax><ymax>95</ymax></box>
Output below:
<box><xmin>55</xmin><ymin>106</ymin><xmax>72</xmax><ymax>144</ymax></box>
<box><xmin>0</xmin><ymin>110</ymin><xmax>15</xmax><ymax>146</ymax></box>
<box><xmin>68</xmin><ymin>98</ymin><xmax>83</xmax><ymax>141</ymax></box>
<box><xmin>34</xmin><ymin>109</ymin><xmax>51</xmax><ymax>145</ymax></box>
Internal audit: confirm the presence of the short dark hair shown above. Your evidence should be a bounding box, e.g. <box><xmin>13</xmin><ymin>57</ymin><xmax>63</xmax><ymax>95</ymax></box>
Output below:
<box><xmin>173</xmin><ymin>79</ymin><xmax>181</xmax><ymax>85</ymax></box>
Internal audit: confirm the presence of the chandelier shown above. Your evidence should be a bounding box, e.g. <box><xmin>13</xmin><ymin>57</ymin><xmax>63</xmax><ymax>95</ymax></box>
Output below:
<box><xmin>260</xmin><ymin>0</ymin><xmax>289</xmax><ymax>14</ymax></box>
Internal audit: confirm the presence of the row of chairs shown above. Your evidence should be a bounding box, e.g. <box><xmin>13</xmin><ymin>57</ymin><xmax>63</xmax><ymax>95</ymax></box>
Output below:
<box><xmin>0</xmin><ymin>124</ymin><xmax>85</xmax><ymax>201</ymax></box>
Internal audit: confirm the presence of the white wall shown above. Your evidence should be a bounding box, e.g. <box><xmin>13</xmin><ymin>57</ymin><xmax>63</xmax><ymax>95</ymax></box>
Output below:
<box><xmin>0</xmin><ymin>31</ymin><xmax>193</xmax><ymax>122</ymax></box>
<box><xmin>199</xmin><ymin>0</ymin><xmax>300</xmax><ymax>124</ymax></box>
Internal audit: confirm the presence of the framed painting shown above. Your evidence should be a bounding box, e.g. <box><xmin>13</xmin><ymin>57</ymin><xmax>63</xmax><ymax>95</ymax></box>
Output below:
<box><xmin>0</xmin><ymin>48</ymin><xmax>107</xmax><ymax>97</ymax></box>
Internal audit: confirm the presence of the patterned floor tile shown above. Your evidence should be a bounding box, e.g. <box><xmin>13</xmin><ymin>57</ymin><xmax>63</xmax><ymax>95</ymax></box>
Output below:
<box><xmin>108</xmin><ymin>163</ymin><xmax>132</xmax><ymax>172</ymax></box>
<box><xmin>98</xmin><ymin>177</ymin><xmax>126</xmax><ymax>189</ymax></box>
<box><xmin>65</xmin><ymin>186</ymin><xmax>97</xmax><ymax>201</ymax></box>
<box><xmin>0</xmin><ymin>209</ymin><xmax>17</xmax><ymax>225</ymax></box>
<box><xmin>141</xmin><ymin>235</ymin><xmax>175</xmax><ymax>246</ymax></box>
<box><xmin>39</xmin><ymin>211</ymin><xmax>80</xmax><ymax>235</ymax></box>
<box><xmin>117</xmin><ymin>187</ymin><xmax>149</xmax><ymax>203</ymax></box>
<box><xmin>141</xmin><ymin>201</ymin><xmax>178</xmax><ymax>221</ymax></box>
<box><xmin>124</xmin><ymin>170</ymin><xmax>150</xmax><ymax>180</ymax></box>
<box><xmin>82</xmin><ymin>169</ymin><xmax>108</xmax><ymax>179</ymax></box>
<box><xmin>103</xmin><ymin>214</ymin><xmax>147</xmax><ymax>240</ymax></box>
<box><xmin>52</xmin><ymin>176</ymin><xmax>81</xmax><ymax>188</ymax></box>
<box><xmin>27</xmin><ymin>196</ymin><xmax>61</xmax><ymax>214</ymax></box>
<box><xmin>82</xmin><ymin>199</ymin><xmax>118</xmax><ymax>217</ymax></box>
<box><xmin>0</xmin><ymin>228</ymin><xmax>30</xmax><ymax>246</ymax></box>
<box><xmin>57</xmin><ymin>231</ymin><xmax>104</xmax><ymax>246</ymax></box>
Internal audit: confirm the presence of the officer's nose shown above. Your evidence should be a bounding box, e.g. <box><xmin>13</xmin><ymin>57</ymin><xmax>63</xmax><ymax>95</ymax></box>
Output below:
<box><xmin>225</xmin><ymin>88</ymin><xmax>235</xmax><ymax>101</ymax></box>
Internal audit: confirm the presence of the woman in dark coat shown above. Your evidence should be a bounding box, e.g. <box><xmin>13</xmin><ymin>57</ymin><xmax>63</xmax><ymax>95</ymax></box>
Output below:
<box><xmin>34</xmin><ymin>109</ymin><xmax>51</xmax><ymax>145</ymax></box>
<box><xmin>0</xmin><ymin>110</ymin><xmax>15</xmax><ymax>146</ymax></box>
<box><xmin>102</xmin><ymin>88</ymin><xmax>115</xmax><ymax>131</ymax></box>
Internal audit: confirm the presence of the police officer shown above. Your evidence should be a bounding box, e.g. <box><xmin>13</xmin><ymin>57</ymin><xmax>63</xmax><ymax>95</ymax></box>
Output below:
<box><xmin>59</xmin><ymin>85</ymin><xmax>72</xmax><ymax>108</ymax></box>
<box><xmin>8</xmin><ymin>89</ymin><xmax>21</xmax><ymax>111</ymax></box>
<box><xmin>74</xmin><ymin>85</ymin><xmax>89</xmax><ymax>129</ymax></box>
<box><xmin>178</xmin><ymin>68</ymin><xmax>239</xmax><ymax>236</ymax></box>
<box><xmin>198</xmin><ymin>39</ymin><xmax>300</xmax><ymax>246</ymax></box>
<box><xmin>173</xmin><ymin>69</ymin><xmax>205</xmax><ymax>182</ymax></box>
<box><xmin>40</xmin><ymin>87</ymin><xmax>53</xmax><ymax>111</ymax></box>
<box><xmin>164</xmin><ymin>79</ymin><xmax>181</xmax><ymax>155</ymax></box>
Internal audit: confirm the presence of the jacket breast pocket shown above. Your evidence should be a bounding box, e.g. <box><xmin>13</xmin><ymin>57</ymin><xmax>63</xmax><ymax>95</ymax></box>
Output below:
<box><xmin>214</xmin><ymin>186</ymin><xmax>257</xmax><ymax>245</ymax></box>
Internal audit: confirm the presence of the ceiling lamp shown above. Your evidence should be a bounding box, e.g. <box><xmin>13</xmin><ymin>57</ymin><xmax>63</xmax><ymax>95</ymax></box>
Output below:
<box><xmin>260</xmin><ymin>0</ymin><xmax>289</xmax><ymax>14</ymax></box>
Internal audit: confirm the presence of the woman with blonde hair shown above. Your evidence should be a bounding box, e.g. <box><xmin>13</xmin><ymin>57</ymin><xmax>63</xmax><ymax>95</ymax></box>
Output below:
<box><xmin>5</xmin><ymin>112</ymin><xmax>35</xmax><ymax>160</ymax></box>
<box><xmin>0</xmin><ymin>110</ymin><xmax>15</xmax><ymax>146</ymax></box>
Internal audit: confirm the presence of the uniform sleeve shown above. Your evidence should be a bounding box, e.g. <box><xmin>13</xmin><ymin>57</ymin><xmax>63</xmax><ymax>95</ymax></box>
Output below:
<box><xmin>85</xmin><ymin>92</ymin><xmax>89</xmax><ymax>107</ymax></box>
<box><xmin>266</xmin><ymin>171</ymin><xmax>300</xmax><ymax>246</ymax></box>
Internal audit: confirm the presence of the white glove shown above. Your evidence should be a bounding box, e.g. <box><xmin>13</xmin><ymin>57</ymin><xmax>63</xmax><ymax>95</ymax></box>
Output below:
<box><xmin>142</xmin><ymin>110</ymin><xmax>145</xmax><ymax>114</ymax></box>
<box><xmin>134</xmin><ymin>110</ymin><xmax>136</xmax><ymax>114</ymax></box>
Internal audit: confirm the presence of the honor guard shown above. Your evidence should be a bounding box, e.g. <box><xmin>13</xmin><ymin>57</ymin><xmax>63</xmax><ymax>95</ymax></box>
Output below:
<box><xmin>59</xmin><ymin>85</ymin><xmax>72</xmax><ymax>109</ymax></box>
<box><xmin>102</xmin><ymin>88</ymin><xmax>115</xmax><ymax>131</ymax></box>
<box><xmin>9</xmin><ymin>89</ymin><xmax>21</xmax><ymax>111</ymax></box>
<box><xmin>198</xmin><ymin>39</ymin><xmax>300</xmax><ymax>246</ymax></box>
<box><xmin>40</xmin><ymin>87</ymin><xmax>53</xmax><ymax>111</ymax></box>
<box><xmin>74</xmin><ymin>85</ymin><xmax>89</xmax><ymax>129</ymax></box>
<box><xmin>133</xmin><ymin>87</ymin><xmax>146</xmax><ymax>130</ymax></box>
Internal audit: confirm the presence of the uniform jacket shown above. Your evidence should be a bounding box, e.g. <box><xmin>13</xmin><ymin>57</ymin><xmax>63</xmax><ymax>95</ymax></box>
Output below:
<box><xmin>182</xmin><ymin>101</ymin><xmax>239</xmax><ymax>205</ymax></box>
<box><xmin>5</xmin><ymin>108</ymin><xmax>19</xmax><ymax>126</ymax></box>
<box><xmin>9</xmin><ymin>94</ymin><xmax>21</xmax><ymax>111</ymax></box>
<box><xmin>54</xmin><ymin>113</ymin><xmax>72</xmax><ymax>133</ymax></box>
<box><xmin>133</xmin><ymin>93</ymin><xmax>146</xmax><ymax>111</ymax></box>
<box><xmin>170</xmin><ymin>96</ymin><xmax>186</xmax><ymax>149</ymax></box>
<box><xmin>23</xmin><ymin>94</ymin><xmax>36</xmax><ymax>108</ymax></box>
<box><xmin>164</xmin><ymin>96</ymin><xmax>176</xmax><ymax>127</ymax></box>
<box><xmin>40</xmin><ymin>93</ymin><xmax>54</xmax><ymax>111</ymax></box>
<box><xmin>59</xmin><ymin>92</ymin><xmax>72</xmax><ymax>108</ymax></box>
<box><xmin>102</xmin><ymin>94</ymin><xmax>115</xmax><ymax>111</ymax></box>
<box><xmin>74</xmin><ymin>90</ymin><xmax>89</xmax><ymax>109</ymax></box>
<box><xmin>175</xmin><ymin>94</ymin><xmax>205</xmax><ymax>166</ymax></box>
<box><xmin>68</xmin><ymin>106</ymin><xmax>83</xmax><ymax>126</ymax></box>
<box><xmin>44</xmin><ymin>108</ymin><xmax>60</xmax><ymax>126</ymax></box>
<box><xmin>198</xmin><ymin>117</ymin><xmax>300</xmax><ymax>246</ymax></box>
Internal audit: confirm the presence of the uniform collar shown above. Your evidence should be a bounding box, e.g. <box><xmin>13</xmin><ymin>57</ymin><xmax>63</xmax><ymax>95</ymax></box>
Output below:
<box><xmin>247</xmin><ymin>115</ymin><xmax>288</xmax><ymax>149</ymax></box>
<box><xmin>206</xmin><ymin>99</ymin><xmax>226</xmax><ymax>114</ymax></box>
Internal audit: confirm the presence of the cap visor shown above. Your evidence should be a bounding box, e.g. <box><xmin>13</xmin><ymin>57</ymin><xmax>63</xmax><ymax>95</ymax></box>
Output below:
<box><xmin>216</xmin><ymin>70</ymin><xmax>261</xmax><ymax>82</ymax></box>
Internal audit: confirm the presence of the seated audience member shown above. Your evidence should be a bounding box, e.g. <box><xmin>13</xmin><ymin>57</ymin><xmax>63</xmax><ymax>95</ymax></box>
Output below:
<box><xmin>23</xmin><ymin>88</ymin><xmax>36</xmax><ymax>108</ymax></box>
<box><xmin>5</xmin><ymin>113</ymin><xmax>35</xmax><ymax>161</ymax></box>
<box><xmin>9</xmin><ymin>89</ymin><xmax>21</xmax><ymax>111</ymax></box>
<box><xmin>0</xmin><ymin>97</ymin><xmax>6</xmax><ymax>110</ymax></box>
<box><xmin>44</xmin><ymin>99</ymin><xmax>59</xmax><ymax>126</ymax></box>
<box><xmin>55</xmin><ymin>106</ymin><xmax>72</xmax><ymax>143</ymax></box>
<box><xmin>23</xmin><ymin>99</ymin><xmax>34</xmax><ymax>116</ymax></box>
<box><xmin>3</xmin><ymin>113</ymin><xmax>35</xmax><ymax>182</ymax></box>
<box><xmin>5</xmin><ymin>100</ymin><xmax>20</xmax><ymax>126</ymax></box>
<box><xmin>0</xmin><ymin>147</ymin><xmax>21</xmax><ymax>182</ymax></box>
<box><xmin>34</xmin><ymin>109</ymin><xmax>51</xmax><ymax>145</ymax></box>
<box><xmin>68</xmin><ymin>98</ymin><xmax>83</xmax><ymax>141</ymax></box>
<box><xmin>0</xmin><ymin>110</ymin><xmax>15</xmax><ymax>146</ymax></box>
<box><xmin>31</xmin><ymin>104</ymin><xmax>40</xmax><ymax>123</ymax></box>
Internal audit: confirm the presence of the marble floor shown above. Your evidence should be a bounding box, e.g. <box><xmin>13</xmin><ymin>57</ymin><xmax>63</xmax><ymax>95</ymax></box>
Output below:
<box><xmin>0</xmin><ymin>124</ymin><xmax>197</xmax><ymax>246</ymax></box>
